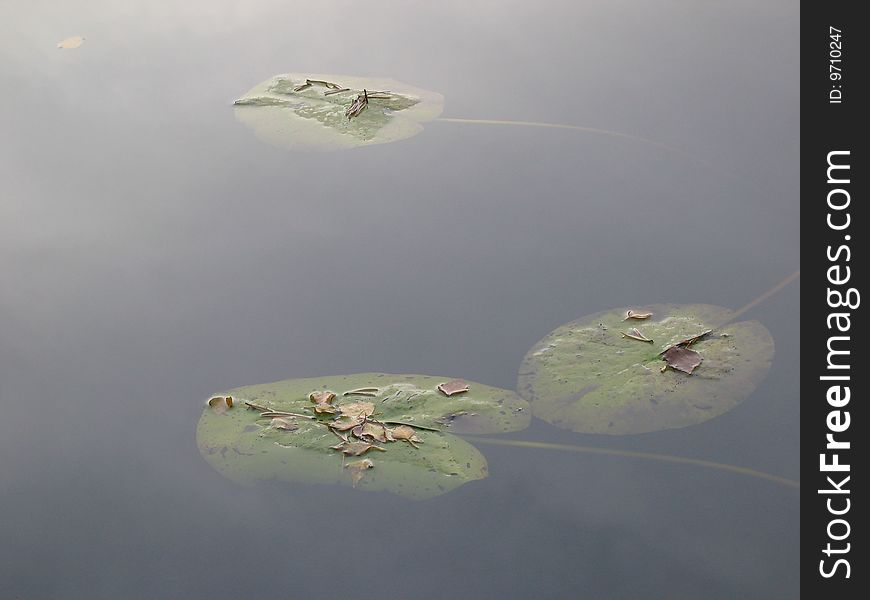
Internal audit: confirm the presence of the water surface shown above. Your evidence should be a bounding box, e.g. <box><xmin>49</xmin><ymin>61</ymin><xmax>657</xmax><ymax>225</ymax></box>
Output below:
<box><xmin>1</xmin><ymin>1</ymin><xmax>799</xmax><ymax>598</ymax></box>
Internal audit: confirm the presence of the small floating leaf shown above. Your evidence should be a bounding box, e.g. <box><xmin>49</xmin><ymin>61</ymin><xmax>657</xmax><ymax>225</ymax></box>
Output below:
<box><xmin>517</xmin><ymin>304</ymin><xmax>775</xmax><ymax>435</ymax></box>
<box><xmin>345</xmin><ymin>459</ymin><xmax>374</xmax><ymax>487</ymax></box>
<box><xmin>622</xmin><ymin>328</ymin><xmax>653</xmax><ymax>343</ymax></box>
<box><xmin>234</xmin><ymin>73</ymin><xmax>444</xmax><ymax>151</ymax></box>
<box><xmin>625</xmin><ymin>310</ymin><xmax>654</xmax><ymax>320</ymax></box>
<box><xmin>437</xmin><ymin>379</ymin><xmax>470</xmax><ymax>396</ymax></box>
<box><xmin>661</xmin><ymin>346</ymin><xmax>703</xmax><ymax>374</ymax></box>
<box><xmin>57</xmin><ymin>36</ymin><xmax>85</xmax><ymax>49</ymax></box>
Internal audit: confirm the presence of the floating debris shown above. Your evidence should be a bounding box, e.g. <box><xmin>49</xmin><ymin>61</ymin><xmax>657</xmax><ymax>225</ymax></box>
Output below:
<box><xmin>344</xmin><ymin>458</ymin><xmax>374</xmax><ymax>487</ymax></box>
<box><xmin>57</xmin><ymin>36</ymin><xmax>85</xmax><ymax>49</ymax></box>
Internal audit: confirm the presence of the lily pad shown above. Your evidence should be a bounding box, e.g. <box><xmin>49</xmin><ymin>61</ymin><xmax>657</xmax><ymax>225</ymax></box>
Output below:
<box><xmin>196</xmin><ymin>373</ymin><xmax>529</xmax><ymax>499</ymax></box>
<box><xmin>233</xmin><ymin>73</ymin><xmax>443</xmax><ymax>151</ymax></box>
<box><xmin>517</xmin><ymin>304</ymin><xmax>775</xmax><ymax>435</ymax></box>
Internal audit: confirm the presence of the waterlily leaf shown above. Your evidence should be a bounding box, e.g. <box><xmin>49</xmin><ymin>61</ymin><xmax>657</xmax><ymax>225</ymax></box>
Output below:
<box><xmin>197</xmin><ymin>373</ymin><xmax>527</xmax><ymax>499</ymax></box>
<box><xmin>517</xmin><ymin>304</ymin><xmax>775</xmax><ymax>435</ymax></box>
<box><xmin>233</xmin><ymin>73</ymin><xmax>444</xmax><ymax>151</ymax></box>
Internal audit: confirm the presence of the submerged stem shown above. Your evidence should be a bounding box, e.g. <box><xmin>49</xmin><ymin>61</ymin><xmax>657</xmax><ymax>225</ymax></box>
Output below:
<box><xmin>460</xmin><ymin>436</ymin><xmax>799</xmax><ymax>490</ymax></box>
<box><xmin>435</xmin><ymin>118</ymin><xmax>709</xmax><ymax>167</ymax></box>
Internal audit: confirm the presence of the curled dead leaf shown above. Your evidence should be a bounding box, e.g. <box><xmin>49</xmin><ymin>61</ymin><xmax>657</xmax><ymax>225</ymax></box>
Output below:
<box><xmin>622</xmin><ymin>328</ymin><xmax>653</xmax><ymax>343</ymax></box>
<box><xmin>625</xmin><ymin>310</ymin><xmax>654</xmax><ymax>320</ymax></box>
<box><xmin>437</xmin><ymin>379</ymin><xmax>470</xmax><ymax>396</ymax></box>
<box><xmin>207</xmin><ymin>396</ymin><xmax>233</xmax><ymax>414</ymax></box>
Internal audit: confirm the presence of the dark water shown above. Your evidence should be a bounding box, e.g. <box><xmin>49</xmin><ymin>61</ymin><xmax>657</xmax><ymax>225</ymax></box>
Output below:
<box><xmin>1</xmin><ymin>1</ymin><xmax>799</xmax><ymax>598</ymax></box>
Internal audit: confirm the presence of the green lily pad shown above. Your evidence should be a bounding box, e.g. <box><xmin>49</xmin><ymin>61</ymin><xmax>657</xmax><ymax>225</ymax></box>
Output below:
<box><xmin>196</xmin><ymin>373</ymin><xmax>529</xmax><ymax>499</ymax></box>
<box><xmin>517</xmin><ymin>304</ymin><xmax>775</xmax><ymax>435</ymax></box>
<box><xmin>233</xmin><ymin>73</ymin><xmax>443</xmax><ymax>151</ymax></box>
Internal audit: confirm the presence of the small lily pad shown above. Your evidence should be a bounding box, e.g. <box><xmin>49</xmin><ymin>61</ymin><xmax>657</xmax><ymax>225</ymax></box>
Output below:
<box><xmin>233</xmin><ymin>73</ymin><xmax>444</xmax><ymax>151</ymax></box>
<box><xmin>517</xmin><ymin>304</ymin><xmax>775</xmax><ymax>435</ymax></box>
<box><xmin>196</xmin><ymin>373</ymin><xmax>528</xmax><ymax>499</ymax></box>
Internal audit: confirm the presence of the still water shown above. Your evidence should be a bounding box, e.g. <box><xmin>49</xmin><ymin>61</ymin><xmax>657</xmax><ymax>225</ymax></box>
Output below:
<box><xmin>1</xmin><ymin>1</ymin><xmax>799</xmax><ymax>598</ymax></box>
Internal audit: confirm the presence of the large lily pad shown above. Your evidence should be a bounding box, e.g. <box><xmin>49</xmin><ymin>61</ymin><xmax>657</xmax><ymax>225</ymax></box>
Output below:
<box><xmin>197</xmin><ymin>373</ymin><xmax>529</xmax><ymax>499</ymax></box>
<box><xmin>233</xmin><ymin>73</ymin><xmax>443</xmax><ymax>151</ymax></box>
<box><xmin>517</xmin><ymin>304</ymin><xmax>775</xmax><ymax>435</ymax></box>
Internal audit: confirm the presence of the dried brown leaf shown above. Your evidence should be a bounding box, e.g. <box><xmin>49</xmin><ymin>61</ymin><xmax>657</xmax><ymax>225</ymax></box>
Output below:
<box><xmin>269</xmin><ymin>417</ymin><xmax>299</xmax><ymax>431</ymax></box>
<box><xmin>437</xmin><ymin>379</ymin><xmax>470</xmax><ymax>396</ymax></box>
<box><xmin>354</xmin><ymin>422</ymin><xmax>389</xmax><ymax>443</ymax></box>
<box><xmin>207</xmin><ymin>396</ymin><xmax>233</xmax><ymax>414</ymax></box>
<box><xmin>328</xmin><ymin>417</ymin><xmax>365</xmax><ymax>432</ymax></box>
<box><xmin>662</xmin><ymin>346</ymin><xmax>703</xmax><ymax>374</ymax></box>
<box><xmin>331</xmin><ymin>441</ymin><xmax>386</xmax><ymax>457</ymax></box>
<box><xmin>309</xmin><ymin>391</ymin><xmax>336</xmax><ymax>404</ymax></box>
<box><xmin>339</xmin><ymin>401</ymin><xmax>375</xmax><ymax>418</ymax></box>
<box><xmin>389</xmin><ymin>425</ymin><xmax>423</xmax><ymax>447</ymax></box>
